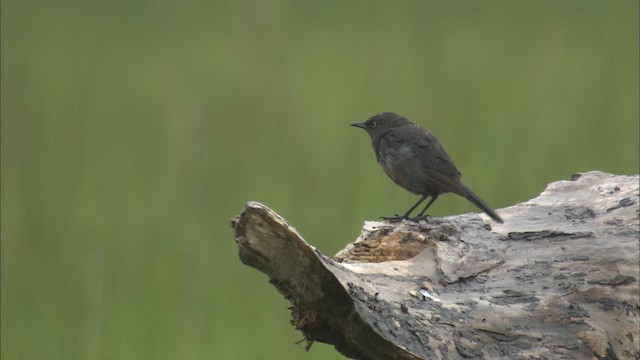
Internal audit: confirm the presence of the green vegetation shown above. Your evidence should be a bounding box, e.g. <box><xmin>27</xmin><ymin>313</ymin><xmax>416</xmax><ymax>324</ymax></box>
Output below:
<box><xmin>2</xmin><ymin>1</ymin><xmax>637</xmax><ymax>359</ymax></box>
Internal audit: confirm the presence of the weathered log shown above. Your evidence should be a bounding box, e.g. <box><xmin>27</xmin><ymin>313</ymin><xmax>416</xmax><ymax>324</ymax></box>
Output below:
<box><xmin>230</xmin><ymin>171</ymin><xmax>639</xmax><ymax>359</ymax></box>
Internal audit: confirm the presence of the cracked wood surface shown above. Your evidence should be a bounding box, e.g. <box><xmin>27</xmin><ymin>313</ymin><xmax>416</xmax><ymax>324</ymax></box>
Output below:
<box><xmin>230</xmin><ymin>171</ymin><xmax>639</xmax><ymax>359</ymax></box>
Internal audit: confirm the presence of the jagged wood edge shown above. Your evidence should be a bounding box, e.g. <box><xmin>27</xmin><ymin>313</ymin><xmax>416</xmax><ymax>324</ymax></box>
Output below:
<box><xmin>231</xmin><ymin>203</ymin><xmax>424</xmax><ymax>359</ymax></box>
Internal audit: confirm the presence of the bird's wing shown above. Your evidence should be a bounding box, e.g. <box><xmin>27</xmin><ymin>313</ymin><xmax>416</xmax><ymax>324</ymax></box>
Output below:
<box><xmin>383</xmin><ymin>126</ymin><xmax>463</xmax><ymax>193</ymax></box>
<box><xmin>393</xmin><ymin>126</ymin><xmax>461</xmax><ymax>175</ymax></box>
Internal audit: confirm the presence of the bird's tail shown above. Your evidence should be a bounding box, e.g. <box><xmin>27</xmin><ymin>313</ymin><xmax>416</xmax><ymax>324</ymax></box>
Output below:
<box><xmin>457</xmin><ymin>183</ymin><xmax>503</xmax><ymax>223</ymax></box>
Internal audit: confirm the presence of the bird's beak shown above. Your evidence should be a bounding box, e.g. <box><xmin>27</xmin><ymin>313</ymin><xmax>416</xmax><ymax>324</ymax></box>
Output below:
<box><xmin>350</xmin><ymin>122</ymin><xmax>366</xmax><ymax>129</ymax></box>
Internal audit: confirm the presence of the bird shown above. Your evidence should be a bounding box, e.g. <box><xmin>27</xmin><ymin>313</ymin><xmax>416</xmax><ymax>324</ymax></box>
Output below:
<box><xmin>351</xmin><ymin>112</ymin><xmax>503</xmax><ymax>223</ymax></box>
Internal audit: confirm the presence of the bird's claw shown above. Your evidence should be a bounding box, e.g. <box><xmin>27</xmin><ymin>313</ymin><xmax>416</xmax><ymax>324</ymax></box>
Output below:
<box><xmin>379</xmin><ymin>214</ymin><xmax>432</xmax><ymax>223</ymax></box>
<box><xmin>380</xmin><ymin>215</ymin><xmax>405</xmax><ymax>223</ymax></box>
<box><xmin>409</xmin><ymin>214</ymin><xmax>431</xmax><ymax>222</ymax></box>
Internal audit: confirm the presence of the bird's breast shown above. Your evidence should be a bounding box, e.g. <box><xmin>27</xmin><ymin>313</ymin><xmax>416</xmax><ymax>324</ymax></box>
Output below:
<box><xmin>378</xmin><ymin>146</ymin><xmax>425</xmax><ymax>195</ymax></box>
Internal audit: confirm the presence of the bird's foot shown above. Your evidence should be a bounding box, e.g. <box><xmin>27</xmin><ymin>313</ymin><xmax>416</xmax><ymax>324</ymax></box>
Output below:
<box><xmin>380</xmin><ymin>214</ymin><xmax>432</xmax><ymax>223</ymax></box>
<box><xmin>380</xmin><ymin>215</ymin><xmax>406</xmax><ymax>223</ymax></box>
<box><xmin>408</xmin><ymin>214</ymin><xmax>431</xmax><ymax>222</ymax></box>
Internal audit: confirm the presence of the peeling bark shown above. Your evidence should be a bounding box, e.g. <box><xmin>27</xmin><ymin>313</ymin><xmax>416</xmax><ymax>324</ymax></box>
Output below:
<box><xmin>230</xmin><ymin>171</ymin><xmax>640</xmax><ymax>359</ymax></box>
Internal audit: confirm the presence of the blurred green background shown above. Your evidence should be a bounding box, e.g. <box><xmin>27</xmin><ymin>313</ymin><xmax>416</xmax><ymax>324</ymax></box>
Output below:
<box><xmin>2</xmin><ymin>0</ymin><xmax>638</xmax><ymax>359</ymax></box>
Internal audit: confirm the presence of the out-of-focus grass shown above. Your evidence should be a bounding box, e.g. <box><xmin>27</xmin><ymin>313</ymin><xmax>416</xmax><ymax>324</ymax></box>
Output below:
<box><xmin>2</xmin><ymin>1</ymin><xmax>638</xmax><ymax>359</ymax></box>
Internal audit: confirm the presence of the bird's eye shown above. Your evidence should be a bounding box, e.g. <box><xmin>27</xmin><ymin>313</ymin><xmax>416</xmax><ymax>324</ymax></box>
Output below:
<box><xmin>370</xmin><ymin>121</ymin><xmax>377</xmax><ymax>128</ymax></box>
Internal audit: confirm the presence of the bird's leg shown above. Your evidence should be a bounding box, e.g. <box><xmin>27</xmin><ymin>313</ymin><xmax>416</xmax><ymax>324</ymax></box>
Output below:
<box><xmin>411</xmin><ymin>195</ymin><xmax>439</xmax><ymax>221</ymax></box>
<box><xmin>381</xmin><ymin>195</ymin><xmax>428</xmax><ymax>222</ymax></box>
<box><xmin>403</xmin><ymin>195</ymin><xmax>429</xmax><ymax>218</ymax></box>
<box><xmin>401</xmin><ymin>195</ymin><xmax>429</xmax><ymax>219</ymax></box>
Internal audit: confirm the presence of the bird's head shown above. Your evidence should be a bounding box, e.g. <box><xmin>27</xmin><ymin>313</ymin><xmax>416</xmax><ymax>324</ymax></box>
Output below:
<box><xmin>350</xmin><ymin>112</ymin><xmax>409</xmax><ymax>138</ymax></box>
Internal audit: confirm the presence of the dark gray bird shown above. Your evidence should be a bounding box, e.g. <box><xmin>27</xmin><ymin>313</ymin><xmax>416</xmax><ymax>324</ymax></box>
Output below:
<box><xmin>351</xmin><ymin>112</ymin><xmax>503</xmax><ymax>223</ymax></box>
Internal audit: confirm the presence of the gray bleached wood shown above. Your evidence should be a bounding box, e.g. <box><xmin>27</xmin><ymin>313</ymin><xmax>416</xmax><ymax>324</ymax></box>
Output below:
<box><xmin>230</xmin><ymin>171</ymin><xmax>639</xmax><ymax>359</ymax></box>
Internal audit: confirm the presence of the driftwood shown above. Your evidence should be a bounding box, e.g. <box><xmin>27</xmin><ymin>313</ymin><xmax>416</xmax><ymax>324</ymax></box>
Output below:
<box><xmin>230</xmin><ymin>171</ymin><xmax>639</xmax><ymax>359</ymax></box>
